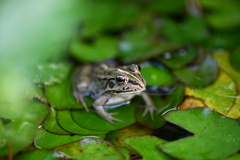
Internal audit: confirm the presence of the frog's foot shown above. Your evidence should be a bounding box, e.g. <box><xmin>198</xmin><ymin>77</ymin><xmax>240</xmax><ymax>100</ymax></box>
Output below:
<box><xmin>104</xmin><ymin>112</ymin><xmax>124</xmax><ymax>125</ymax></box>
<box><xmin>73</xmin><ymin>91</ymin><xmax>89</xmax><ymax>112</ymax></box>
<box><xmin>142</xmin><ymin>105</ymin><xmax>158</xmax><ymax>120</ymax></box>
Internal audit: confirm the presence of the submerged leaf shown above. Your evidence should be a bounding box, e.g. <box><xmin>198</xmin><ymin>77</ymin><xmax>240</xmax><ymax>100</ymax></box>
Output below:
<box><xmin>174</xmin><ymin>54</ymin><xmax>218</xmax><ymax>87</ymax></box>
<box><xmin>106</xmin><ymin>124</ymin><xmax>152</xmax><ymax>155</ymax></box>
<box><xmin>136</xmin><ymin>83</ymin><xmax>184</xmax><ymax>129</ymax></box>
<box><xmin>160</xmin><ymin>108</ymin><xmax>240</xmax><ymax>160</ymax></box>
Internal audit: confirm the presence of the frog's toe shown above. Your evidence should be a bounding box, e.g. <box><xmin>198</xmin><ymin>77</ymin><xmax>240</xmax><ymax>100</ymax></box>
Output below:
<box><xmin>106</xmin><ymin>113</ymin><xmax>124</xmax><ymax>125</ymax></box>
<box><xmin>142</xmin><ymin>106</ymin><xmax>158</xmax><ymax>120</ymax></box>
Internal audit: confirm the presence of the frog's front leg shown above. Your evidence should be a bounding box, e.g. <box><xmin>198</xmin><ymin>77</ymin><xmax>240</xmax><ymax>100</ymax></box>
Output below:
<box><xmin>93</xmin><ymin>94</ymin><xmax>124</xmax><ymax>125</ymax></box>
<box><xmin>140</xmin><ymin>92</ymin><xmax>158</xmax><ymax>120</ymax></box>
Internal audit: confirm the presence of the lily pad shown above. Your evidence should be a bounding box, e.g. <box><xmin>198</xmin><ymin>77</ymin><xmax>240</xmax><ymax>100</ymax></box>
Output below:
<box><xmin>140</xmin><ymin>63</ymin><xmax>175</xmax><ymax>87</ymax></box>
<box><xmin>221</xmin><ymin>154</ymin><xmax>240</xmax><ymax>160</ymax></box>
<box><xmin>53</xmin><ymin>138</ymin><xmax>128</xmax><ymax>160</ymax></box>
<box><xmin>178</xmin><ymin>96</ymin><xmax>206</xmax><ymax>110</ymax></box>
<box><xmin>70</xmin><ymin>36</ymin><xmax>118</xmax><ymax>62</ymax></box>
<box><xmin>0</xmin><ymin>101</ymin><xmax>48</xmax><ymax>155</ymax></box>
<box><xmin>42</xmin><ymin>107</ymin><xmax>70</xmax><ymax>135</ymax></box>
<box><xmin>34</xmin><ymin>127</ymin><xmax>104</xmax><ymax>149</ymax></box>
<box><xmin>119</xmin><ymin>25</ymin><xmax>180</xmax><ymax>63</ymax></box>
<box><xmin>71</xmin><ymin>98</ymin><xmax>139</xmax><ymax>132</ymax></box>
<box><xmin>124</xmin><ymin>135</ymin><xmax>173</xmax><ymax>160</ymax></box>
<box><xmin>23</xmin><ymin>80</ymin><xmax>47</xmax><ymax>103</ymax></box>
<box><xmin>200</xmin><ymin>0</ymin><xmax>240</xmax><ymax>30</ymax></box>
<box><xmin>173</xmin><ymin>54</ymin><xmax>218</xmax><ymax>87</ymax></box>
<box><xmin>29</xmin><ymin>62</ymin><xmax>72</xmax><ymax>85</ymax></box>
<box><xmin>45</xmin><ymin>76</ymin><xmax>93</xmax><ymax>110</ymax></box>
<box><xmin>15</xmin><ymin>150</ymin><xmax>62</xmax><ymax>160</ymax></box>
<box><xmin>159</xmin><ymin>45</ymin><xmax>198</xmax><ymax>69</ymax></box>
<box><xmin>185</xmin><ymin>70</ymin><xmax>238</xmax><ymax>118</ymax></box>
<box><xmin>231</xmin><ymin>46</ymin><xmax>240</xmax><ymax>71</ymax></box>
<box><xmin>57</xmin><ymin>110</ymin><xmax>107</xmax><ymax>135</ymax></box>
<box><xmin>213</xmin><ymin>51</ymin><xmax>240</xmax><ymax>91</ymax></box>
<box><xmin>136</xmin><ymin>83</ymin><xmax>185</xmax><ymax>129</ymax></box>
<box><xmin>105</xmin><ymin>124</ymin><xmax>152</xmax><ymax>155</ymax></box>
<box><xmin>160</xmin><ymin>108</ymin><xmax>240</xmax><ymax>160</ymax></box>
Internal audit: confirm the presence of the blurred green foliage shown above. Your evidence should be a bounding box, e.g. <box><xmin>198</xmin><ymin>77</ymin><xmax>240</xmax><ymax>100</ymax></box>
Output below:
<box><xmin>0</xmin><ymin>0</ymin><xmax>240</xmax><ymax>159</ymax></box>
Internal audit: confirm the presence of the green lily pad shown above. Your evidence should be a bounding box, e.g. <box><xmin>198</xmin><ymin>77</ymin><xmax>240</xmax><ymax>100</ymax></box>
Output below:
<box><xmin>119</xmin><ymin>25</ymin><xmax>180</xmax><ymax>63</ymax></box>
<box><xmin>213</xmin><ymin>51</ymin><xmax>240</xmax><ymax>91</ymax></box>
<box><xmin>148</xmin><ymin>0</ymin><xmax>185</xmax><ymax>15</ymax></box>
<box><xmin>15</xmin><ymin>150</ymin><xmax>62</xmax><ymax>160</ymax></box>
<box><xmin>29</xmin><ymin>62</ymin><xmax>72</xmax><ymax>85</ymax></box>
<box><xmin>53</xmin><ymin>138</ymin><xmax>129</xmax><ymax>160</ymax></box>
<box><xmin>159</xmin><ymin>45</ymin><xmax>198</xmax><ymax>69</ymax></box>
<box><xmin>160</xmin><ymin>108</ymin><xmax>240</xmax><ymax>160</ymax></box>
<box><xmin>70</xmin><ymin>36</ymin><xmax>118</xmax><ymax>62</ymax></box>
<box><xmin>141</xmin><ymin>63</ymin><xmax>175</xmax><ymax>87</ymax></box>
<box><xmin>34</xmin><ymin>127</ymin><xmax>105</xmax><ymax>149</ymax></box>
<box><xmin>106</xmin><ymin>124</ymin><xmax>152</xmax><ymax>155</ymax></box>
<box><xmin>124</xmin><ymin>135</ymin><xmax>173</xmax><ymax>160</ymax></box>
<box><xmin>173</xmin><ymin>54</ymin><xmax>218</xmax><ymax>87</ymax></box>
<box><xmin>45</xmin><ymin>76</ymin><xmax>93</xmax><ymax>110</ymax></box>
<box><xmin>71</xmin><ymin>98</ymin><xmax>139</xmax><ymax>132</ymax></box>
<box><xmin>160</xmin><ymin>16</ymin><xmax>208</xmax><ymax>44</ymax></box>
<box><xmin>57</xmin><ymin>110</ymin><xmax>107</xmax><ymax>135</ymax></box>
<box><xmin>136</xmin><ymin>83</ymin><xmax>184</xmax><ymax>129</ymax></box>
<box><xmin>42</xmin><ymin>107</ymin><xmax>70</xmax><ymax>135</ymax></box>
<box><xmin>185</xmin><ymin>70</ymin><xmax>237</xmax><ymax>118</ymax></box>
<box><xmin>23</xmin><ymin>80</ymin><xmax>47</xmax><ymax>103</ymax></box>
<box><xmin>0</xmin><ymin>101</ymin><xmax>48</xmax><ymax>155</ymax></box>
<box><xmin>221</xmin><ymin>154</ymin><xmax>240</xmax><ymax>160</ymax></box>
<box><xmin>231</xmin><ymin>46</ymin><xmax>240</xmax><ymax>71</ymax></box>
<box><xmin>200</xmin><ymin>0</ymin><xmax>240</xmax><ymax>30</ymax></box>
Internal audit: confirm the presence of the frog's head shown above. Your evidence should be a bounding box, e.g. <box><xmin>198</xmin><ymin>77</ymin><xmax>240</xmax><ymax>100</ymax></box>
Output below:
<box><xmin>106</xmin><ymin>64</ymin><xmax>146</xmax><ymax>94</ymax></box>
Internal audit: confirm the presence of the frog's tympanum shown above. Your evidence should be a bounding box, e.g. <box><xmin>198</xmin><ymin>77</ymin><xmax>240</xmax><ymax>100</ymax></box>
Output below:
<box><xmin>72</xmin><ymin>64</ymin><xmax>157</xmax><ymax>125</ymax></box>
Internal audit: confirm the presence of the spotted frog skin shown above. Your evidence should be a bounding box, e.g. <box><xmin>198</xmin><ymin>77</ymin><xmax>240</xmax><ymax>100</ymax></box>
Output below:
<box><xmin>72</xmin><ymin>63</ymin><xmax>157</xmax><ymax>125</ymax></box>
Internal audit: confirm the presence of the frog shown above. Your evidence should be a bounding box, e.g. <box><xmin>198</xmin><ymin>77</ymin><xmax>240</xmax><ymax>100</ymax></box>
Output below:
<box><xmin>72</xmin><ymin>63</ymin><xmax>158</xmax><ymax>125</ymax></box>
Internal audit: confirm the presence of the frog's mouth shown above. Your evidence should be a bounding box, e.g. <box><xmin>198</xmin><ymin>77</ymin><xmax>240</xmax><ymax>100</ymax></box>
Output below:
<box><xmin>113</xmin><ymin>88</ymin><xmax>145</xmax><ymax>94</ymax></box>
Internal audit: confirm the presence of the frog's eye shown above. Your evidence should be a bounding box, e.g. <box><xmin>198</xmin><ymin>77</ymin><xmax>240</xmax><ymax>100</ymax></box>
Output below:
<box><xmin>137</xmin><ymin>64</ymin><xmax>141</xmax><ymax>71</ymax></box>
<box><xmin>116</xmin><ymin>75</ymin><xmax>125</xmax><ymax>84</ymax></box>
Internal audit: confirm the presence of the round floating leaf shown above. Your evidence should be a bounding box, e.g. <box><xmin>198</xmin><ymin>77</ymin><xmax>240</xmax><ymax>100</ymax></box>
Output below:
<box><xmin>23</xmin><ymin>80</ymin><xmax>47</xmax><ymax>103</ymax></box>
<box><xmin>213</xmin><ymin>51</ymin><xmax>240</xmax><ymax>91</ymax></box>
<box><xmin>71</xmin><ymin>99</ymin><xmax>139</xmax><ymax>132</ymax></box>
<box><xmin>124</xmin><ymin>135</ymin><xmax>173</xmax><ymax>160</ymax></box>
<box><xmin>53</xmin><ymin>138</ymin><xmax>128</xmax><ymax>160</ymax></box>
<box><xmin>34</xmin><ymin>127</ymin><xmax>104</xmax><ymax>149</ymax></box>
<box><xmin>106</xmin><ymin>124</ymin><xmax>152</xmax><ymax>155</ymax></box>
<box><xmin>42</xmin><ymin>107</ymin><xmax>70</xmax><ymax>135</ymax></box>
<box><xmin>159</xmin><ymin>45</ymin><xmax>198</xmax><ymax>69</ymax></box>
<box><xmin>200</xmin><ymin>0</ymin><xmax>240</xmax><ymax>30</ymax></box>
<box><xmin>119</xmin><ymin>25</ymin><xmax>180</xmax><ymax>63</ymax></box>
<box><xmin>0</xmin><ymin>101</ymin><xmax>48</xmax><ymax>155</ymax></box>
<box><xmin>231</xmin><ymin>46</ymin><xmax>240</xmax><ymax>71</ymax></box>
<box><xmin>15</xmin><ymin>150</ymin><xmax>62</xmax><ymax>160</ymax></box>
<box><xmin>173</xmin><ymin>54</ymin><xmax>218</xmax><ymax>87</ymax></box>
<box><xmin>185</xmin><ymin>70</ymin><xmax>238</xmax><ymax>118</ymax></box>
<box><xmin>141</xmin><ymin>63</ymin><xmax>174</xmax><ymax>87</ymax></box>
<box><xmin>136</xmin><ymin>83</ymin><xmax>184</xmax><ymax>129</ymax></box>
<box><xmin>45</xmin><ymin>76</ymin><xmax>93</xmax><ymax>110</ymax></box>
<box><xmin>29</xmin><ymin>63</ymin><xmax>72</xmax><ymax>85</ymax></box>
<box><xmin>178</xmin><ymin>96</ymin><xmax>206</xmax><ymax>110</ymax></box>
<box><xmin>221</xmin><ymin>154</ymin><xmax>240</xmax><ymax>160</ymax></box>
<box><xmin>70</xmin><ymin>36</ymin><xmax>118</xmax><ymax>62</ymax></box>
<box><xmin>160</xmin><ymin>108</ymin><xmax>240</xmax><ymax>160</ymax></box>
<box><xmin>57</xmin><ymin>110</ymin><xmax>107</xmax><ymax>135</ymax></box>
